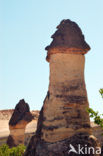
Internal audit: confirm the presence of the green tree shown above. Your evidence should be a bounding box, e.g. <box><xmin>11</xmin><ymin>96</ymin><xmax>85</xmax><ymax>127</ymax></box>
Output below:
<box><xmin>87</xmin><ymin>89</ymin><xmax>103</xmax><ymax>128</ymax></box>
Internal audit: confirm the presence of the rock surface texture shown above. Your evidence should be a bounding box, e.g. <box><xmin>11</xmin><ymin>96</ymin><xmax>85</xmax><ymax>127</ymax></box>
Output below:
<box><xmin>25</xmin><ymin>19</ymin><xmax>100</xmax><ymax>156</ymax></box>
<box><xmin>7</xmin><ymin>99</ymin><xmax>33</xmax><ymax>147</ymax></box>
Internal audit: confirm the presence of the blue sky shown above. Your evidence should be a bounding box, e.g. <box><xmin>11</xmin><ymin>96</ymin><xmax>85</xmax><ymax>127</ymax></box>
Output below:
<box><xmin>0</xmin><ymin>0</ymin><xmax>103</xmax><ymax>113</ymax></box>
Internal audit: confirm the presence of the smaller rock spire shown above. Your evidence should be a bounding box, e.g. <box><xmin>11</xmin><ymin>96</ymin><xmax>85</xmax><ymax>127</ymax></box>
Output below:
<box><xmin>7</xmin><ymin>99</ymin><xmax>33</xmax><ymax>147</ymax></box>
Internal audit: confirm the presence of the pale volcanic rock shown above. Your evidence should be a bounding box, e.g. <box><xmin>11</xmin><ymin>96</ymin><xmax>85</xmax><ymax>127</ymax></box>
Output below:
<box><xmin>24</xmin><ymin>20</ymin><xmax>100</xmax><ymax>156</ymax></box>
<box><xmin>7</xmin><ymin>99</ymin><xmax>33</xmax><ymax>147</ymax></box>
<box><xmin>0</xmin><ymin>109</ymin><xmax>14</xmax><ymax>120</ymax></box>
<box><xmin>41</xmin><ymin>54</ymin><xmax>91</xmax><ymax>143</ymax></box>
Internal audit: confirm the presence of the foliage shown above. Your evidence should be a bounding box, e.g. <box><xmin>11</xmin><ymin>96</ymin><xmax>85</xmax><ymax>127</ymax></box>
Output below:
<box><xmin>87</xmin><ymin>89</ymin><xmax>103</xmax><ymax>128</ymax></box>
<box><xmin>99</xmin><ymin>88</ymin><xmax>103</xmax><ymax>98</ymax></box>
<box><xmin>0</xmin><ymin>144</ymin><xmax>26</xmax><ymax>156</ymax></box>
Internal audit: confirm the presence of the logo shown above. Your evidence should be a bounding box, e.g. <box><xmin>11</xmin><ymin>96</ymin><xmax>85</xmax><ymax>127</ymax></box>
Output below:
<box><xmin>68</xmin><ymin>144</ymin><xmax>101</xmax><ymax>155</ymax></box>
<box><xmin>68</xmin><ymin>144</ymin><xmax>78</xmax><ymax>154</ymax></box>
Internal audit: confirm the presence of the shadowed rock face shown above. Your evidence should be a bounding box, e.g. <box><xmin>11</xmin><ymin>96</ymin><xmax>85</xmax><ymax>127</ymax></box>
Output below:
<box><xmin>25</xmin><ymin>132</ymin><xmax>100</xmax><ymax>156</ymax></box>
<box><xmin>7</xmin><ymin>99</ymin><xmax>33</xmax><ymax>147</ymax></box>
<box><xmin>45</xmin><ymin>19</ymin><xmax>90</xmax><ymax>51</ymax></box>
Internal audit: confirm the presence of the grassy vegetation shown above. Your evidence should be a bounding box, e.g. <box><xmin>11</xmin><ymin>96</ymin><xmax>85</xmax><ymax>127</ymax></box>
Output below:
<box><xmin>0</xmin><ymin>144</ymin><xmax>26</xmax><ymax>156</ymax></box>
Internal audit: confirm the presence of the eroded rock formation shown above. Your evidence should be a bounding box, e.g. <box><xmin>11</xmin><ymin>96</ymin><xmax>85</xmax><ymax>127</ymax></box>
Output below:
<box><xmin>7</xmin><ymin>99</ymin><xmax>33</xmax><ymax>147</ymax></box>
<box><xmin>25</xmin><ymin>19</ymin><xmax>100</xmax><ymax>156</ymax></box>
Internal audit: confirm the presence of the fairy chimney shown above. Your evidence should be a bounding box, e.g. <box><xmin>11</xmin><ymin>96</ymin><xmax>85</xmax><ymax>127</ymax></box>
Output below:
<box><xmin>24</xmin><ymin>20</ymin><xmax>100</xmax><ymax>156</ymax></box>
<box><xmin>7</xmin><ymin>99</ymin><xmax>33</xmax><ymax>147</ymax></box>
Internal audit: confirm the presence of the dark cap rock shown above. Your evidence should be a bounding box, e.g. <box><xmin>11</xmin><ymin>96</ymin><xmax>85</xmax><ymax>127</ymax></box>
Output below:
<box><xmin>9</xmin><ymin>99</ymin><xmax>33</xmax><ymax>126</ymax></box>
<box><xmin>45</xmin><ymin>19</ymin><xmax>90</xmax><ymax>51</ymax></box>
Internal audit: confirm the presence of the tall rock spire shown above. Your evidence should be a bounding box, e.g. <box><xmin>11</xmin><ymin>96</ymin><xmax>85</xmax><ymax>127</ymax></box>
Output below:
<box><xmin>24</xmin><ymin>19</ymin><xmax>100</xmax><ymax>156</ymax></box>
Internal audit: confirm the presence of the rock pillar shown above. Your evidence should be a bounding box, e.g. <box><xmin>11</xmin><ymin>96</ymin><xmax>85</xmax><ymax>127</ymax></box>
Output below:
<box><xmin>25</xmin><ymin>19</ymin><xmax>100</xmax><ymax>156</ymax></box>
<box><xmin>7</xmin><ymin>99</ymin><xmax>33</xmax><ymax>147</ymax></box>
<box><xmin>42</xmin><ymin>53</ymin><xmax>91</xmax><ymax>143</ymax></box>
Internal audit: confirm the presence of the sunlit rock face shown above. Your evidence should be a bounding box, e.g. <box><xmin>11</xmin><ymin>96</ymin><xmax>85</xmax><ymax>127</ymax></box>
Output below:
<box><xmin>41</xmin><ymin>53</ymin><xmax>91</xmax><ymax>143</ymax></box>
<box><xmin>24</xmin><ymin>20</ymin><xmax>100</xmax><ymax>156</ymax></box>
<box><xmin>7</xmin><ymin>99</ymin><xmax>33</xmax><ymax>147</ymax></box>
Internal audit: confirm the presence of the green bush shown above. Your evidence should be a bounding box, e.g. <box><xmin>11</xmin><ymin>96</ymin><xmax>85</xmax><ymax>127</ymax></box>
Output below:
<box><xmin>87</xmin><ymin>89</ymin><xmax>103</xmax><ymax>128</ymax></box>
<box><xmin>0</xmin><ymin>144</ymin><xmax>26</xmax><ymax>156</ymax></box>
